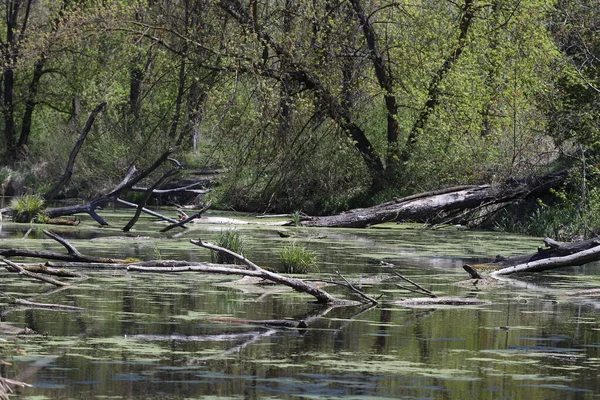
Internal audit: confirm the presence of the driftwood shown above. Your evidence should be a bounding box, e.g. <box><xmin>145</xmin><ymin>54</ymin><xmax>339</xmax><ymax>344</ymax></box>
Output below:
<box><xmin>294</xmin><ymin>170</ymin><xmax>569</xmax><ymax>228</ymax></box>
<box><xmin>393</xmin><ymin>272</ymin><xmax>437</xmax><ymax>298</ymax></box>
<box><xmin>463</xmin><ymin>236</ymin><xmax>600</xmax><ymax>279</ymax></box>
<box><xmin>8</xmin><ymin>264</ymin><xmax>82</xmax><ymax>277</ymax></box>
<box><xmin>11</xmin><ymin>298</ymin><xmax>86</xmax><ymax>311</ymax></box>
<box><xmin>115</xmin><ymin>198</ymin><xmax>179</xmax><ymax>224</ymax></box>
<box><xmin>334</xmin><ymin>270</ymin><xmax>380</xmax><ymax>305</ymax></box>
<box><xmin>0</xmin><ymin>230</ymin><xmax>338</xmax><ymax>303</ymax></box>
<box><xmin>1</xmin><ymin>376</ymin><xmax>31</xmax><ymax>400</ymax></box>
<box><xmin>491</xmin><ymin>244</ymin><xmax>600</xmax><ymax>277</ymax></box>
<box><xmin>205</xmin><ymin>317</ymin><xmax>308</xmax><ymax>328</ymax></box>
<box><xmin>0</xmin><ymin>322</ymin><xmax>36</xmax><ymax>335</ymax></box>
<box><xmin>0</xmin><ymin>230</ymin><xmax>127</xmax><ymax>264</ymax></box>
<box><xmin>1</xmin><ymin>258</ymin><xmax>69</xmax><ymax>287</ymax></box>
<box><xmin>160</xmin><ymin>205</ymin><xmax>209</xmax><ymax>232</ymax></box>
<box><xmin>389</xmin><ymin>297</ymin><xmax>491</xmax><ymax>307</ymax></box>
<box><xmin>0</xmin><ymin>231</ymin><xmax>486</xmax><ymax>307</ymax></box>
<box><xmin>190</xmin><ymin>239</ymin><xmax>337</xmax><ymax>304</ymax></box>
<box><xmin>493</xmin><ymin>237</ymin><xmax>600</xmax><ymax>266</ymax></box>
<box><xmin>131</xmin><ymin>180</ymin><xmax>212</xmax><ymax>195</ymax></box>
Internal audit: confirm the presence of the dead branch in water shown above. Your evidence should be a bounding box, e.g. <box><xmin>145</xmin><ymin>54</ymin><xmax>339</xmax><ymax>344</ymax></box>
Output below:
<box><xmin>491</xmin><ymin>244</ymin><xmax>600</xmax><ymax>277</ymax></box>
<box><xmin>393</xmin><ymin>272</ymin><xmax>437</xmax><ymax>298</ymax></box>
<box><xmin>123</xmin><ymin>158</ymin><xmax>183</xmax><ymax>232</ymax></box>
<box><xmin>44</xmin><ymin>147</ymin><xmax>180</xmax><ymax>225</ymax></box>
<box><xmin>0</xmin><ymin>376</ymin><xmax>32</xmax><ymax>400</ymax></box>
<box><xmin>190</xmin><ymin>239</ymin><xmax>338</xmax><ymax>304</ymax></box>
<box><xmin>11</xmin><ymin>298</ymin><xmax>86</xmax><ymax>312</ymax></box>
<box><xmin>1</xmin><ymin>258</ymin><xmax>69</xmax><ymax>287</ymax></box>
<box><xmin>463</xmin><ymin>237</ymin><xmax>600</xmax><ymax>280</ymax></box>
<box><xmin>0</xmin><ymin>230</ymin><xmax>128</xmax><ymax>264</ymax></box>
<box><xmin>160</xmin><ymin>205</ymin><xmax>210</xmax><ymax>232</ymax></box>
<box><xmin>335</xmin><ymin>270</ymin><xmax>380</xmax><ymax>305</ymax></box>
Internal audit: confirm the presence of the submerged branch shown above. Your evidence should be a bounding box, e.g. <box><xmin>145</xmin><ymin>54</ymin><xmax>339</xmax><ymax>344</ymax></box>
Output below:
<box><xmin>393</xmin><ymin>272</ymin><xmax>437</xmax><ymax>298</ymax></box>
<box><xmin>160</xmin><ymin>205</ymin><xmax>209</xmax><ymax>232</ymax></box>
<box><xmin>335</xmin><ymin>270</ymin><xmax>379</xmax><ymax>305</ymax></box>
<box><xmin>12</xmin><ymin>298</ymin><xmax>86</xmax><ymax>311</ymax></box>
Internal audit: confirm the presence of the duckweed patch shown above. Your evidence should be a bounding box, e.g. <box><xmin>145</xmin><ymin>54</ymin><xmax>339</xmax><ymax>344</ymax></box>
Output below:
<box><xmin>1</xmin><ymin>211</ymin><xmax>600</xmax><ymax>399</ymax></box>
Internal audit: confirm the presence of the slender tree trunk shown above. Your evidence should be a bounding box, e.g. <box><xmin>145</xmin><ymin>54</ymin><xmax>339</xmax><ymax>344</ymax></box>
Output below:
<box><xmin>45</xmin><ymin>102</ymin><xmax>107</xmax><ymax>200</ymax></box>
<box><xmin>2</xmin><ymin>66</ymin><xmax>17</xmax><ymax>162</ymax></box>
<box><xmin>18</xmin><ymin>57</ymin><xmax>46</xmax><ymax>153</ymax></box>
<box><xmin>349</xmin><ymin>0</ymin><xmax>399</xmax><ymax>146</ymax></box>
<box><xmin>401</xmin><ymin>0</ymin><xmax>476</xmax><ymax>163</ymax></box>
<box><xmin>170</xmin><ymin>52</ymin><xmax>187</xmax><ymax>142</ymax></box>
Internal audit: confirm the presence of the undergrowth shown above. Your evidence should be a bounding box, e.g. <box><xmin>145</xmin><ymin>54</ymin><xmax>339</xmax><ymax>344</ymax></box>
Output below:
<box><xmin>10</xmin><ymin>195</ymin><xmax>46</xmax><ymax>223</ymax></box>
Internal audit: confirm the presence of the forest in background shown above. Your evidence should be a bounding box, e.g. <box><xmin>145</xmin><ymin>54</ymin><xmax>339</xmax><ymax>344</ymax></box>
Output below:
<box><xmin>0</xmin><ymin>0</ymin><xmax>599</xmax><ymax>239</ymax></box>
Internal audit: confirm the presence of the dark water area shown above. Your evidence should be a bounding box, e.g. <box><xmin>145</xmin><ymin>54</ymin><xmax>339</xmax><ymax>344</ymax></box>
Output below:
<box><xmin>1</xmin><ymin>210</ymin><xmax>600</xmax><ymax>399</ymax></box>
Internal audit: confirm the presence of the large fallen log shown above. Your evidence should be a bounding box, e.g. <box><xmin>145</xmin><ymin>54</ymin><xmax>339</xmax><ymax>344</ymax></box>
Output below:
<box><xmin>295</xmin><ymin>170</ymin><xmax>569</xmax><ymax>228</ymax></box>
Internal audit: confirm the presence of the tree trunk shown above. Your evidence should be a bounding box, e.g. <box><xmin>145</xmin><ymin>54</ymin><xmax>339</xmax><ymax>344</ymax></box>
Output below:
<box><xmin>296</xmin><ymin>170</ymin><xmax>568</xmax><ymax>228</ymax></box>
<box><xmin>400</xmin><ymin>0</ymin><xmax>477</xmax><ymax>162</ymax></box>
<box><xmin>45</xmin><ymin>102</ymin><xmax>107</xmax><ymax>200</ymax></box>
<box><xmin>490</xmin><ymin>243</ymin><xmax>600</xmax><ymax>277</ymax></box>
<box><xmin>45</xmin><ymin>147</ymin><xmax>179</xmax><ymax>224</ymax></box>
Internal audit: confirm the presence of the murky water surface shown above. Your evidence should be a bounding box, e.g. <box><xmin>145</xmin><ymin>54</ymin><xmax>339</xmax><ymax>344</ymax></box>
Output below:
<box><xmin>1</xmin><ymin>209</ymin><xmax>600</xmax><ymax>399</ymax></box>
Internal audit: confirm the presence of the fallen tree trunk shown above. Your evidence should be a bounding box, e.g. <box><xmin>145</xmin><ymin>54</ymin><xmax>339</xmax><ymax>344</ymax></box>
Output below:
<box><xmin>190</xmin><ymin>239</ymin><xmax>338</xmax><ymax>304</ymax></box>
<box><xmin>462</xmin><ymin>237</ymin><xmax>600</xmax><ymax>279</ymax></box>
<box><xmin>0</xmin><ymin>229</ymin><xmax>128</xmax><ymax>264</ymax></box>
<box><xmin>45</xmin><ymin>147</ymin><xmax>179</xmax><ymax>226</ymax></box>
<box><xmin>296</xmin><ymin>170</ymin><xmax>569</xmax><ymax>228</ymax></box>
<box><xmin>493</xmin><ymin>237</ymin><xmax>600</xmax><ymax>266</ymax></box>
<box><xmin>491</xmin><ymin>244</ymin><xmax>600</xmax><ymax>277</ymax></box>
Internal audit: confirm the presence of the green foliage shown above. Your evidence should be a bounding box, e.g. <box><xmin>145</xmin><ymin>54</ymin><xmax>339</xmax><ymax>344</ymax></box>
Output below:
<box><xmin>10</xmin><ymin>195</ymin><xmax>46</xmax><ymax>223</ymax></box>
<box><xmin>291</xmin><ymin>211</ymin><xmax>301</xmax><ymax>227</ymax></box>
<box><xmin>0</xmin><ymin>0</ymin><xmax>598</xmax><ymax>241</ymax></box>
<box><xmin>211</xmin><ymin>229</ymin><xmax>244</xmax><ymax>264</ymax></box>
<box><xmin>493</xmin><ymin>154</ymin><xmax>600</xmax><ymax>240</ymax></box>
<box><xmin>279</xmin><ymin>242</ymin><xmax>318</xmax><ymax>274</ymax></box>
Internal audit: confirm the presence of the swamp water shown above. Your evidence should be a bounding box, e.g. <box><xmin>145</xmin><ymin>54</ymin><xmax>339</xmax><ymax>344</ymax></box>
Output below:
<box><xmin>0</xmin><ymin>210</ymin><xmax>599</xmax><ymax>399</ymax></box>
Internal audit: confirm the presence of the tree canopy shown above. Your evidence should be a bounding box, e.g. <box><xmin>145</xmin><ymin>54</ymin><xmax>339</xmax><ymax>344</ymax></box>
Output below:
<box><xmin>0</xmin><ymin>0</ymin><xmax>598</xmax><ymax>230</ymax></box>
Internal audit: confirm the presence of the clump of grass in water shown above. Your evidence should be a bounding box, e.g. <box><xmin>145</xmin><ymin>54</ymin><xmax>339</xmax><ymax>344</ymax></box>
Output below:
<box><xmin>292</xmin><ymin>210</ymin><xmax>302</xmax><ymax>226</ymax></box>
<box><xmin>212</xmin><ymin>229</ymin><xmax>244</xmax><ymax>264</ymax></box>
<box><xmin>279</xmin><ymin>242</ymin><xmax>318</xmax><ymax>274</ymax></box>
<box><xmin>10</xmin><ymin>194</ymin><xmax>46</xmax><ymax>223</ymax></box>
